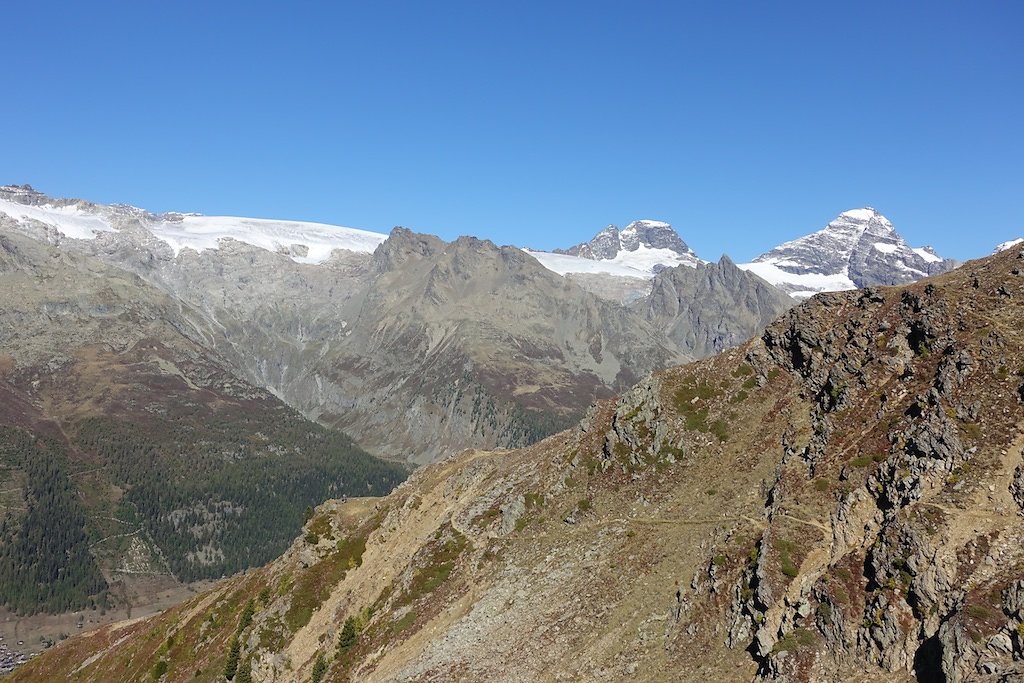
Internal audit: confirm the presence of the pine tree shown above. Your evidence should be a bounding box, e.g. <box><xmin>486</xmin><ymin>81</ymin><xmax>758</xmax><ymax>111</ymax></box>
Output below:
<box><xmin>237</xmin><ymin>599</ymin><xmax>255</xmax><ymax>634</ymax></box>
<box><xmin>310</xmin><ymin>652</ymin><xmax>327</xmax><ymax>683</ymax></box>
<box><xmin>337</xmin><ymin>616</ymin><xmax>358</xmax><ymax>651</ymax></box>
<box><xmin>235</xmin><ymin>657</ymin><xmax>253</xmax><ymax>683</ymax></box>
<box><xmin>224</xmin><ymin>635</ymin><xmax>240</xmax><ymax>680</ymax></box>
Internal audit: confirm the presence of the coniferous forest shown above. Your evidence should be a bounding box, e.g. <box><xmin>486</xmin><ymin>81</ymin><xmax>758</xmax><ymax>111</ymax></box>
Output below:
<box><xmin>0</xmin><ymin>396</ymin><xmax>408</xmax><ymax>615</ymax></box>
<box><xmin>0</xmin><ymin>428</ymin><xmax>106</xmax><ymax>614</ymax></box>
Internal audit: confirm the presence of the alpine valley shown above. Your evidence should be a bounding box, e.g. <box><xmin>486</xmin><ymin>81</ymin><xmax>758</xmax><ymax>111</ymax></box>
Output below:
<box><xmin>1</xmin><ymin>185</ymin><xmax>1006</xmax><ymax>683</ymax></box>
<box><xmin>14</xmin><ymin>222</ymin><xmax>1024</xmax><ymax>683</ymax></box>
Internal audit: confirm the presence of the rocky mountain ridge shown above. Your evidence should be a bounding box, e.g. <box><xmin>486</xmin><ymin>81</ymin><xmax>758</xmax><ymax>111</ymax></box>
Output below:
<box><xmin>634</xmin><ymin>255</ymin><xmax>796</xmax><ymax>359</ymax></box>
<box><xmin>17</xmin><ymin>245</ymin><xmax>1024</xmax><ymax>682</ymax></box>
<box><xmin>0</xmin><ymin>185</ymin><xmax>792</xmax><ymax>464</ymax></box>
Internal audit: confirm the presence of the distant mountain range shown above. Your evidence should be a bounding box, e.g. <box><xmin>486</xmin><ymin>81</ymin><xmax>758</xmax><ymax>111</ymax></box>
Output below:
<box><xmin>0</xmin><ymin>186</ymin><xmax>975</xmax><ymax>466</ymax></box>
<box><xmin>531</xmin><ymin>207</ymin><xmax>960</xmax><ymax>298</ymax></box>
<box><xmin>0</xmin><ymin>184</ymin><xmax>802</xmax><ymax>464</ymax></box>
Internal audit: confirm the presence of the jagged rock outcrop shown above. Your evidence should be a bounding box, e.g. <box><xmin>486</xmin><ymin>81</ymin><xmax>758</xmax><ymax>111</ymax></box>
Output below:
<box><xmin>722</xmin><ymin>253</ymin><xmax>1024</xmax><ymax>682</ymax></box>
<box><xmin>636</xmin><ymin>255</ymin><xmax>796</xmax><ymax>358</ymax></box>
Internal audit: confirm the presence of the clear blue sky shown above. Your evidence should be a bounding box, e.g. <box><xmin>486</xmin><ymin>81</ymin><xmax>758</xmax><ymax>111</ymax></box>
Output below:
<box><xmin>2</xmin><ymin>1</ymin><xmax>1021</xmax><ymax>261</ymax></box>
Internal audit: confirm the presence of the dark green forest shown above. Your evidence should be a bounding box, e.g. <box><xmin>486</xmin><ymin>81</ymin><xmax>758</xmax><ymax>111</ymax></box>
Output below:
<box><xmin>0</xmin><ymin>399</ymin><xmax>407</xmax><ymax>614</ymax></box>
<box><xmin>0</xmin><ymin>428</ymin><xmax>107</xmax><ymax>614</ymax></box>
<box><xmin>74</xmin><ymin>403</ymin><xmax>408</xmax><ymax>582</ymax></box>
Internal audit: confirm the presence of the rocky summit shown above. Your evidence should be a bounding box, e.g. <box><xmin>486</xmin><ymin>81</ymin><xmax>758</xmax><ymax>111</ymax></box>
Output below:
<box><xmin>740</xmin><ymin>208</ymin><xmax>958</xmax><ymax>298</ymax></box>
<box><xmin>635</xmin><ymin>255</ymin><xmax>796</xmax><ymax>359</ymax></box>
<box><xmin>17</xmin><ymin>245</ymin><xmax>1024</xmax><ymax>682</ymax></box>
<box><xmin>555</xmin><ymin>219</ymin><xmax>702</xmax><ymax>271</ymax></box>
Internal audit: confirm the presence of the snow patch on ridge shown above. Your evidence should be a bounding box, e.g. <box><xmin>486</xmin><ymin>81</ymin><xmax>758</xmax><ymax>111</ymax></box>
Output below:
<box><xmin>611</xmin><ymin>242</ymin><xmax>700</xmax><ymax>273</ymax></box>
<box><xmin>738</xmin><ymin>261</ymin><xmax>857</xmax><ymax>298</ymax></box>
<box><xmin>994</xmin><ymin>238</ymin><xmax>1024</xmax><ymax>254</ymax></box>
<box><xmin>623</xmin><ymin>219</ymin><xmax>671</xmax><ymax>230</ymax></box>
<box><xmin>912</xmin><ymin>247</ymin><xmax>943</xmax><ymax>263</ymax></box>
<box><xmin>525</xmin><ymin>242</ymin><xmax>700</xmax><ymax>279</ymax></box>
<box><xmin>0</xmin><ymin>197</ymin><xmax>116</xmax><ymax>240</ymax></box>
<box><xmin>523</xmin><ymin>250</ymin><xmax>653</xmax><ymax>279</ymax></box>
<box><xmin>841</xmin><ymin>208</ymin><xmax>879</xmax><ymax>221</ymax></box>
<box><xmin>149</xmin><ymin>215</ymin><xmax>387</xmax><ymax>264</ymax></box>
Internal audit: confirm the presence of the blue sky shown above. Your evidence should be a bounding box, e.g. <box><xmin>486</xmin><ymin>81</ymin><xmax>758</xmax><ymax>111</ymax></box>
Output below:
<box><xmin>2</xmin><ymin>1</ymin><xmax>1021</xmax><ymax>260</ymax></box>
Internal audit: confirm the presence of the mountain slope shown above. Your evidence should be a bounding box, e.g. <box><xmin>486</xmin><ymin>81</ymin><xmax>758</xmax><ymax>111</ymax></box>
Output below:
<box><xmin>740</xmin><ymin>208</ymin><xmax>958</xmax><ymax>297</ymax></box>
<box><xmin>21</xmin><ymin>245</ymin><xmax>1024</xmax><ymax>682</ymax></box>
<box><xmin>302</xmin><ymin>228</ymin><xmax>690</xmax><ymax>463</ymax></box>
<box><xmin>0</xmin><ymin>187</ymin><xmax>692</xmax><ymax>463</ymax></box>
<box><xmin>0</xmin><ymin>229</ymin><xmax>406</xmax><ymax>618</ymax></box>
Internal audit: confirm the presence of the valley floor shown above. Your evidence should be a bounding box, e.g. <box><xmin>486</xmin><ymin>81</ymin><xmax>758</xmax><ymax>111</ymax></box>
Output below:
<box><xmin>0</xmin><ymin>575</ymin><xmax>219</xmax><ymax>658</ymax></box>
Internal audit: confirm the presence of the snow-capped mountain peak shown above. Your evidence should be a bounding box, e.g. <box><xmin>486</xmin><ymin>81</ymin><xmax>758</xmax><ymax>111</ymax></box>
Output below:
<box><xmin>738</xmin><ymin>208</ymin><xmax>957</xmax><ymax>298</ymax></box>
<box><xmin>839</xmin><ymin>207</ymin><xmax>887</xmax><ymax>223</ymax></box>
<box><xmin>530</xmin><ymin>219</ymin><xmax>702</xmax><ymax>279</ymax></box>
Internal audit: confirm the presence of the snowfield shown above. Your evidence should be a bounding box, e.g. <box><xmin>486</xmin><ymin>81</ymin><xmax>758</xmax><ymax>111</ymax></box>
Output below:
<box><xmin>737</xmin><ymin>260</ymin><xmax>857</xmax><ymax>299</ymax></box>
<box><xmin>524</xmin><ymin>242</ymin><xmax>700</xmax><ymax>279</ymax></box>
<box><xmin>994</xmin><ymin>238</ymin><xmax>1024</xmax><ymax>254</ymax></box>
<box><xmin>0</xmin><ymin>197</ymin><xmax>116</xmax><ymax>240</ymax></box>
<box><xmin>913</xmin><ymin>247</ymin><xmax>944</xmax><ymax>263</ymax></box>
<box><xmin>523</xmin><ymin>250</ymin><xmax>653</xmax><ymax>278</ymax></box>
<box><xmin>0</xmin><ymin>196</ymin><xmax>388</xmax><ymax>264</ymax></box>
<box><xmin>149</xmin><ymin>215</ymin><xmax>387</xmax><ymax>264</ymax></box>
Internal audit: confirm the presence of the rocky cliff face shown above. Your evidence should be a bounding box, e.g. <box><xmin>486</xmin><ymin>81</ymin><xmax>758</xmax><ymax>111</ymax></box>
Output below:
<box><xmin>21</xmin><ymin>244</ymin><xmax>1024</xmax><ymax>682</ymax></box>
<box><xmin>635</xmin><ymin>255</ymin><xmax>795</xmax><ymax>358</ymax></box>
